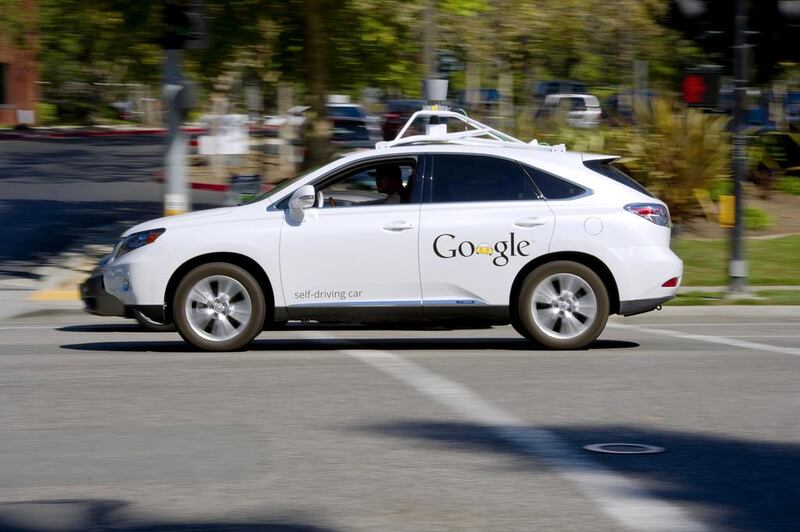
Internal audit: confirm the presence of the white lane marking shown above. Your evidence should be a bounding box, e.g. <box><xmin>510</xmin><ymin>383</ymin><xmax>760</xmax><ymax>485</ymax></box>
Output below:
<box><xmin>0</xmin><ymin>326</ymin><xmax>56</xmax><ymax>330</ymax></box>
<box><xmin>343</xmin><ymin>348</ymin><xmax>707</xmax><ymax>532</ymax></box>
<box><xmin>627</xmin><ymin>322</ymin><xmax>799</xmax><ymax>328</ymax></box>
<box><xmin>723</xmin><ymin>335</ymin><xmax>800</xmax><ymax>338</ymax></box>
<box><xmin>608</xmin><ymin>323</ymin><xmax>800</xmax><ymax>357</ymax></box>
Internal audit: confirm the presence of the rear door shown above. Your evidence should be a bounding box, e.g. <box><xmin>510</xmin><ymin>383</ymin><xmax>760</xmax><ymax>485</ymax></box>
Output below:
<box><xmin>418</xmin><ymin>153</ymin><xmax>556</xmax><ymax>312</ymax></box>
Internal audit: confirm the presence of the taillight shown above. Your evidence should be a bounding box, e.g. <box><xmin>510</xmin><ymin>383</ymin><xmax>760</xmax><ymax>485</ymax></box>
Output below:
<box><xmin>385</xmin><ymin>112</ymin><xmax>401</xmax><ymax>120</ymax></box>
<box><xmin>624</xmin><ymin>203</ymin><xmax>670</xmax><ymax>227</ymax></box>
<box><xmin>662</xmin><ymin>277</ymin><xmax>679</xmax><ymax>288</ymax></box>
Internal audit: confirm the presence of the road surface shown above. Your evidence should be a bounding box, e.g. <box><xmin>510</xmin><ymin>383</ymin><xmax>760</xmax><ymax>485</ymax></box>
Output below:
<box><xmin>0</xmin><ymin>306</ymin><xmax>797</xmax><ymax>531</ymax></box>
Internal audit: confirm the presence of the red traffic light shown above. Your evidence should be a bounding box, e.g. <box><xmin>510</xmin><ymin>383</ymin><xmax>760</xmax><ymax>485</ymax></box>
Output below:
<box><xmin>682</xmin><ymin>70</ymin><xmax>720</xmax><ymax>108</ymax></box>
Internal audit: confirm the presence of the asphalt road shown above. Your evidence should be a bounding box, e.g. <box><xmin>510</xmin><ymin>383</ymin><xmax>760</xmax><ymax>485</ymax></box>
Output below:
<box><xmin>0</xmin><ymin>306</ymin><xmax>797</xmax><ymax>532</ymax></box>
<box><xmin>0</xmin><ymin>137</ymin><xmax>226</xmax><ymax>277</ymax></box>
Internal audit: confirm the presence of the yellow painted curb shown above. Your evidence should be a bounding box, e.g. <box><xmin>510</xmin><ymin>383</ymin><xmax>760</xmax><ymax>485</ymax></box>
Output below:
<box><xmin>29</xmin><ymin>289</ymin><xmax>81</xmax><ymax>301</ymax></box>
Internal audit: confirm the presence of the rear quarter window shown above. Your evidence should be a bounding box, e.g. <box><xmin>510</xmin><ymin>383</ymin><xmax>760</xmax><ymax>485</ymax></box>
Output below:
<box><xmin>583</xmin><ymin>159</ymin><xmax>652</xmax><ymax>197</ymax></box>
<box><xmin>521</xmin><ymin>164</ymin><xmax>586</xmax><ymax>200</ymax></box>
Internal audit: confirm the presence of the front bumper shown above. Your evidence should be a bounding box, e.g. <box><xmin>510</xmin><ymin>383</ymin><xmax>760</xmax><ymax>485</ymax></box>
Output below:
<box><xmin>79</xmin><ymin>273</ymin><xmax>126</xmax><ymax>317</ymax></box>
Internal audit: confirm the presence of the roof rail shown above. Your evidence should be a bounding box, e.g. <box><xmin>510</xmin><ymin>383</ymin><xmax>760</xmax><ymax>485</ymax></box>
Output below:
<box><xmin>374</xmin><ymin>109</ymin><xmax>566</xmax><ymax>152</ymax></box>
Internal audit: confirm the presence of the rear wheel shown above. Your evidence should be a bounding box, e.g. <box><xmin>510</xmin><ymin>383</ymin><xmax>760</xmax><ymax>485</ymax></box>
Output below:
<box><xmin>517</xmin><ymin>261</ymin><xmax>609</xmax><ymax>349</ymax></box>
<box><xmin>174</xmin><ymin>263</ymin><xmax>265</xmax><ymax>351</ymax></box>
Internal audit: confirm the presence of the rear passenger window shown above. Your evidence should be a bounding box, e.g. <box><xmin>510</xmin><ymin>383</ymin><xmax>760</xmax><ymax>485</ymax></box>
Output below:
<box><xmin>431</xmin><ymin>155</ymin><xmax>538</xmax><ymax>203</ymax></box>
<box><xmin>522</xmin><ymin>164</ymin><xmax>586</xmax><ymax>199</ymax></box>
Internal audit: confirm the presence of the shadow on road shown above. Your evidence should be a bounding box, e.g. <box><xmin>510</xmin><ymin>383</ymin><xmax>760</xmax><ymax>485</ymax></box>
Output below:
<box><xmin>59</xmin><ymin>323</ymin><xmax>149</xmax><ymax>333</ymax></box>
<box><xmin>359</xmin><ymin>420</ymin><xmax>800</xmax><ymax>531</ymax></box>
<box><xmin>59</xmin><ymin>337</ymin><xmax>639</xmax><ymax>353</ymax></box>
<box><xmin>0</xmin><ymin>498</ymin><xmax>337</xmax><ymax>531</ymax></box>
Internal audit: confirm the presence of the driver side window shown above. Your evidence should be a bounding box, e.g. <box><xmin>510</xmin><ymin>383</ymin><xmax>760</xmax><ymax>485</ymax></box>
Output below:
<box><xmin>317</xmin><ymin>160</ymin><xmax>417</xmax><ymax>208</ymax></box>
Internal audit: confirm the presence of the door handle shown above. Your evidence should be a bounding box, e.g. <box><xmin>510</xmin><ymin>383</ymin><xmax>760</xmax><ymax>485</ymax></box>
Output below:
<box><xmin>383</xmin><ymin>221</ymin><xmax>414</xmax><ymax>232</ymax></box>
<box><xmin>513</xmin><ymin>217</ymin><xmax>547</xmax><ymax>228</ymax></box>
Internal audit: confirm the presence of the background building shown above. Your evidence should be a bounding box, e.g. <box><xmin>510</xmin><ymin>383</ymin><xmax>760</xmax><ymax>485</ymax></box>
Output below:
<box><xmin>0</xmin><ymin>0</ymin><xmax>37</xmax><ymax>126</ymax></box>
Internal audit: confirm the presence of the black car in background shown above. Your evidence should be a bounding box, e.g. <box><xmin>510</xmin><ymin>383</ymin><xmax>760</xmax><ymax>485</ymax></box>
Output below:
<box><xmin>382</xmin><ymin>99</ymin><xmax>424</xmax><ymax>140</ymax></box>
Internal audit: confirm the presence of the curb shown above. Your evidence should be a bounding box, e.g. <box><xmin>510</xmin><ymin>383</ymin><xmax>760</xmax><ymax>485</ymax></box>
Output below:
<box><xmin>0</xmin><ymin>127</ymin><xmax>202</xmax><ymax>140</ymax></box>
<box><xmin>0</xmin><ymin>125</ymin><xmax>276</xmax><ymax>141</ymax></box>
<box><xmin>29</xmin><ymin>289</ymin><xmax>81</xmax><ymax>301</ymax></box>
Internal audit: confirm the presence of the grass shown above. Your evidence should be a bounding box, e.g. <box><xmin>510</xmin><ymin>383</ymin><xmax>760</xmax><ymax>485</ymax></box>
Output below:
<box><xmin>666</xmin><ymin>290</ymin><xmax>800</xmax><ymax>306</ymax></box>
<box><xmin>672</xmin><ymin>235</ymin><xmax>800</xmax><ymax>286</ymax></box>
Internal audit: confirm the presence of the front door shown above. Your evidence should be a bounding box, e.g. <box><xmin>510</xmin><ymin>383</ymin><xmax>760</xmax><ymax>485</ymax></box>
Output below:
<box><xmin>279</xmin><ymin>157</ymin><xmax>423</xmax><ymax>319</ymax></box>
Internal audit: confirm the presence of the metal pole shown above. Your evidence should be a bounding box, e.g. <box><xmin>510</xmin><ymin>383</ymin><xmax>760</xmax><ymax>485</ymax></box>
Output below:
<box><xmin>423</xmin><ymin>0</ymin><xmax>436</xmax><ymax>78</ymax></box>
<box><xmin>729</xmin><ymin>0</ymin><xmax>748</xmax><ymax>294</ymax></box>
<box><xmin>164</xmin><ymin>48</ymin><xmax>190</xmax><ymax>216</ymax></box>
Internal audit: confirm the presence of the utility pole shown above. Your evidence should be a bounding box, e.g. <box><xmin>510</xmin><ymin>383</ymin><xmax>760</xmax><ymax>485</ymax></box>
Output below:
<box><xmin>162</xmin><ymin>0</ymin><xmax>205</xmax><ymax>216</ymax></box>
<box><xmin>163</xmin><ymin>48</ymin><xmax>189</xmax><ymax>216</ymax></box>
<box><xmin>729</xmin><ymin>0</ymin><xmax>748</xmax><ymax>295</ymax></box>
<box><xmin>423</xmin><ymin>0</ymin><xmax>436</xmax><ymax>78</ymax></box>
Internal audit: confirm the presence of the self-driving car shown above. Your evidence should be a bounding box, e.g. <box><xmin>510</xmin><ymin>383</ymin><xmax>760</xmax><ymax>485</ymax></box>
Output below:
<box><xmin>82</xmin><ymin>110</ymin><xmax>681</xmax><ymax>351</ymax></box>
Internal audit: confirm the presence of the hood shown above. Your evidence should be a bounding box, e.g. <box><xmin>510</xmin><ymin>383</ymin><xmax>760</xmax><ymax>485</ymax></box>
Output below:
<box><xmin>121</xmin><ymin>207</ymin><xmax>235</xmax><ymax>237</ymax></box>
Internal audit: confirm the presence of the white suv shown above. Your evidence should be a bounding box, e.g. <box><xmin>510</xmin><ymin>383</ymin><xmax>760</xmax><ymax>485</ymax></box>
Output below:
<box><xmin>86</xmin><ymin>111</ymin><xmax>681</xmax><ymax>351</ymax></box>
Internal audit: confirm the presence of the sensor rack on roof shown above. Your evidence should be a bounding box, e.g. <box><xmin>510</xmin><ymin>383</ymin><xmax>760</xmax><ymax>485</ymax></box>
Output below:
<box><xmin>375</xmin><ymin>110</ymin><xmax>566</xmax><ymax>152</ymax></box>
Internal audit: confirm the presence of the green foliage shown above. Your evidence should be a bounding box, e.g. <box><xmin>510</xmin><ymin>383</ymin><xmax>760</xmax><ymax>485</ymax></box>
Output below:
<box><xmin>707</xmin><ymin>178</ymin><xmax>733</xmax><ymax>202</ymax></box>
<box><xmin>31</xmin><ymin>0</ymin><xmax>709</xmax><ymax>122</ymax></box>
<box><xmin>743</xmin><ymin>207</ymin><xmax>774</xmax><ymax>231</ymax></box>
<box><xmin>776</xmin><ymin>176</ymin><xmax>800</xmax><ymax>196</ymax></box>
<box><xmin>35</xmin><ymin>102</ymin><xmax>58</xmax><ymax>126</ymax></box>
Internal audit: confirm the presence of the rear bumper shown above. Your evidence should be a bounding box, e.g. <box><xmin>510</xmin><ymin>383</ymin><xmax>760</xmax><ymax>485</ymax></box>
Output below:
<box><xmin>619</xmin><ymin>295</ymin><xmax>674</xmax><ymax>317</ymax></box>
<box><xmin>79</xmin><ymin>274</ymin><xmax>126</xmax><ymax>317</ymax></box>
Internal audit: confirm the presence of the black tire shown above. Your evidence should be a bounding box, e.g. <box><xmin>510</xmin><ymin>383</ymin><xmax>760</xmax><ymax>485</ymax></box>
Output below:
<box><xmin>173</xmin><ymin>262</ymin><xmax>266</xmax><ymax>351</ymax></box>
<box><xmin>517</xmin><ymin>261</ymin><xmax>609</xmax><ymax>350</ymax></box>
<box><xmin>132</xmin><ymin>309</ymin><xmax>176</xmax><ymax>332</ymax></box>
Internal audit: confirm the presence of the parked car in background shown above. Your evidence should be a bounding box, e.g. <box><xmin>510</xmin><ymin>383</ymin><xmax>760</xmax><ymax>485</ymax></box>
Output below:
<box><xmin>330</xmin><ymin>116</ymin><xmax>375</xmax><ymax>151</ymax></box>
<box><xmin>455</xmin><ymin>89</ymin><xmax>502</xmax><ymax>119</ymax></box>
<box><xmin>382</xmin><ymin>99</ymin><xmax>425</xmax><ymax>140</ymax></box>
<box><xmin>533</xmin><ymin>80</ymin><xmax>587</xmax><ymax>103</ymax></box>
<box><xmin>263</xmin><ymin>99</ymin><xmax>379</xmax><ymax>152</ymax></box>
<box><xmin>603</xmin><ymin>91</ymin><xmax>657</xmax><ymax>123</ymax></box>
<box><xmin>538</xmin><ymin>94</ymin><xmax>603</xmax><ymax>127</ymax></box>
<box><xmin>787</xmin><ymin>91</ymin><xmax>800</xmax><ymax>131</ymax></box>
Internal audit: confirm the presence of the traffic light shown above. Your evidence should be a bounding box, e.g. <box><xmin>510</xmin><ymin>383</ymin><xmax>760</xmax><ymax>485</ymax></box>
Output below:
<box><xmin>163</xmin><ymin>0</ymin><xmax>206</xmax><ymax>50</ymax></box>
<box><xmin>682</xmin><ymin>69</ymin><xmax>720</xmax><ymax>108</ymax></box>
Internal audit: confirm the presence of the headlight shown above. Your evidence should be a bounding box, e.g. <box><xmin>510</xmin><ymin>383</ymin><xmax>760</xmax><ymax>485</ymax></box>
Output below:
<box><xmin>115</xmin><ymin>228</ymin><xmax>166</xmax><ymax>258</ymax></box>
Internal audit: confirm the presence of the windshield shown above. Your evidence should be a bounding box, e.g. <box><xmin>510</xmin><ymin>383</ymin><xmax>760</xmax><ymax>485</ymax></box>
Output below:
<box><xmin>244</xmin><ymin>162</ymin><xmax>329</xmax><ymax>205</ymax></box>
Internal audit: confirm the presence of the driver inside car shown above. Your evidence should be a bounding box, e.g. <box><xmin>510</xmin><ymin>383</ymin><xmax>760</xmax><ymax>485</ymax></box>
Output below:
<box><xmin>328</xmin><ymin>164</ymin><xmax>407</xmax><ymax>207</ymax></box>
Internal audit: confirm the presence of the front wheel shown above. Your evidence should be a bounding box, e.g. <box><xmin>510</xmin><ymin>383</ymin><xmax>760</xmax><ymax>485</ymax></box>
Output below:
<box><xmin>517</xmin><ymin>261</ymin><xmax>609</xmax><ymax>350</ymax></box>
<box><xmin>174</xmin><ymin>263</ymin><xmax>266</xmax><ymax>351</ymax></box>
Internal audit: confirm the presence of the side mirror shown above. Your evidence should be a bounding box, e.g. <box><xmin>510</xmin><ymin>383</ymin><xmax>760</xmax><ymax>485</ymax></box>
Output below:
<box><xmin>288</xmin><ymin>184</ymin><xmax>315</xmax><ymax>223</ymax></box>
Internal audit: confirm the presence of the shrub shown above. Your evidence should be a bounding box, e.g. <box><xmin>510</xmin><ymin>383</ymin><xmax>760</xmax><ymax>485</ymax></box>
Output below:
<box><xmin>744</xmin><ymin>207</ymin><xmax>773</xmax><ymax>231</ymax></box>
<box><xmin>35</xmin><ymin>102</ymin><xmax>59</xmax><ymax>126</ymax></box>
<box><xmin>776</xmin><ymin>176</ymin><xmax>800</xmax><ymax>196</ymax></box>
